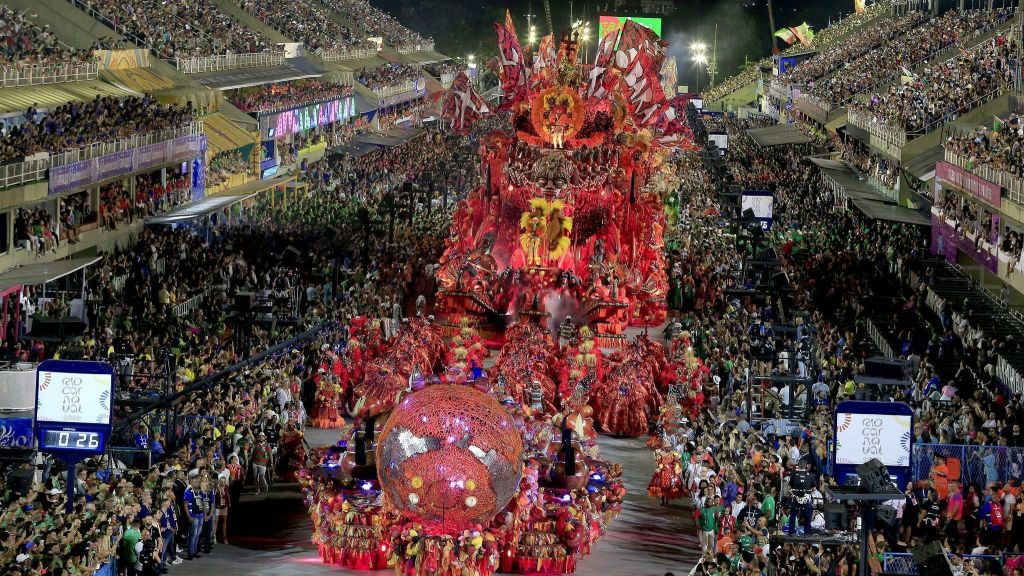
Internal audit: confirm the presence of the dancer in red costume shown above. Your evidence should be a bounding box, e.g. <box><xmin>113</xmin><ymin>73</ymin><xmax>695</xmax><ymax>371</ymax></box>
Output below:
<box><xmin>647</xmin><ymin>448</ymin><xmax>684</xmax><ymax>505</ymax></box>
<box><xmin>591</xmin><ymin>338</ymin><xmax>665</xmax><ymax>437</ymax></box>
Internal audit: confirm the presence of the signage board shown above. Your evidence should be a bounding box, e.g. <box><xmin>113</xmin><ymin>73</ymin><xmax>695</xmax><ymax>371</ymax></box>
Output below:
<box><xmin>34</xmin><ymin>360</ymin><xmax>115</xmax><ymax>455</ymax></box>
<box><xmin>832</xmin><ymin>400</ymin><xmax>913</xmax><ymax>487</ymax></box>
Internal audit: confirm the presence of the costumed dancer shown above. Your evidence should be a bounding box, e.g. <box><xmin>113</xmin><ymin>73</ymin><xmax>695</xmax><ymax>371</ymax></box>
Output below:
<box><xmin>647</xmin><ymin>448</ymin><xmax>684</xmax><ymax>505</ymax></box>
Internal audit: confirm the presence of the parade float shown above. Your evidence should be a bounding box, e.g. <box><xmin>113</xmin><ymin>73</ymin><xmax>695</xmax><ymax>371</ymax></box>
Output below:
<box><xmin>300</xmin><ymin>19</ymin><xmax>697</xmax><ymax>575</ymax></box>
<box><xmin>434</xmin><ymin>18</ymin><xmax>698</xmax><ymax>346</ymax></box>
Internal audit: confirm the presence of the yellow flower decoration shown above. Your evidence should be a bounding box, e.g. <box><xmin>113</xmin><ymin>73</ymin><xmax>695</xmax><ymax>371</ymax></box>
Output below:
<box><xmin>411</xmin><ymin>476</ymin><xmax>423</xmax><ymax>489</ymax></box>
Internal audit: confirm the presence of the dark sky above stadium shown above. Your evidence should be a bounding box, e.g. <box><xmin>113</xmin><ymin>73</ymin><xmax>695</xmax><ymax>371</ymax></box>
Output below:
<box><xmin>370</xmin><ymin>0</ymin><xmax>850</xmax><ymax>88</ymax></box>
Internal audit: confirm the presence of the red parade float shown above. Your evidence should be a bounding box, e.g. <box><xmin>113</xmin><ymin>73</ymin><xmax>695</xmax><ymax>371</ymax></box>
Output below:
<box><xmin>301</xmin><ymin>19</ymin><xmax>699</xmax><ymax>576</ymax></box>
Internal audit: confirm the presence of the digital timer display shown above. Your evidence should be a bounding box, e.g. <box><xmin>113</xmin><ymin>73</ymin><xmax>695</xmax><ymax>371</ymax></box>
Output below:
<box><xmin>42</xmin><ymin>430</ymin><xmax>102</xmax><ymax>450</ymax></box>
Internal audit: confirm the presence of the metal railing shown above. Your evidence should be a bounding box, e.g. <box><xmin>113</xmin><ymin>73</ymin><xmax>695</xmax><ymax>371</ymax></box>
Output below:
<box><xmin>864</xmin><ymin>317</ymin><xmax>894</xmax><ymax>358</ymax></box>
<box><xmin>847</xmin><ymin>107</ymin><xmax>908</xmax><ymax>148</ymax></box>
<box><xmin>918</xmin><ymin>271</ymin><xmax>1024</xmax><ymax>394</ymax></box>
<box><xmin>0</xmin><ymin>157</ymin><xmax>49</xmax><ymax>190</ymax></box>
<box><xmin>316</xmin><ymin>46</ymin><xmax>378</xmax><ymax>62</ymax></box>
<box><xmin>174</xmin><ymin>50</ymin><xmax>284</xmax><ymax>74</ymax></box>
<box><xmin>0</xmin><ymin>60</ymin><xmax>99</xmax><ymax>87</ymax></box>
<box><xmin>50</xmin><ymin>121</ymin><xmax>204</xmax><ymax>168</ymax></box>
<box><xmin>172</xmin><ymin>287</ymin><xmax>210</xmax><ymax>317</ymax></box>
<box><xmin>944</xmin><ymin>148</ymin><xmax>1024</xmax><ymax>205</ymax></box>
<box><xmin>395</xmin><ymin>41</ymin><xmax>434</xmax><ymax>54</ymax></box>
<box><xmin>372</xmin><ymin>80</ymin><xmax>417</xmax><ymax>99</ymax></box>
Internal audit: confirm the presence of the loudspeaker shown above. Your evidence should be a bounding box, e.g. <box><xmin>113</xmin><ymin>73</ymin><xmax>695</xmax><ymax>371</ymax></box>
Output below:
<box><xmin>864</xmin><ymin>358</ymin><xmax>909</xmax><ymax>380</ymax></box>
<box><xmin>856</xmin><ymin>459</ymin><xmax>896</xmax><ymax>494</ymax></box>
<box><xmin>6</xmin><ymin>467</ymin><xmax>33</xmax><ymax>497</ymax></box>
<box><xmin>234</xmin><ymin>292</ymin><xmax>253</xmax><ymax>312</ymax></box>
<box><xmin>876</xmin><ymin>504</ymin><xmax>898</xmax><ymax>526</ymax></box>
<box><xmin>824</xmin><ymin>503</ymin><xmax>849</xmax><ymax>530</ymax></box>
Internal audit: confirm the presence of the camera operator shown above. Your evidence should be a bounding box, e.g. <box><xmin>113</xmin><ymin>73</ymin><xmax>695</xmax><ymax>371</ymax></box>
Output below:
<box><xmin>783</xmin><ymin>462</ymin><xmax>817</xmax><ymax>536</ymax></box>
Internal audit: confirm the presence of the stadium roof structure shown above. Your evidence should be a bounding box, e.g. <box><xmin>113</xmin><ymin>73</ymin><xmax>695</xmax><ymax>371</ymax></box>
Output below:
<box><xmin>0</xmin><ymin>256</ymin><xmax>102</xmax><ymax>292</ymax></box>
<box><xmin>745</xmin><ymin>124</ymin><xmax>813</xmax><ymax>147</ymax></box>
<box><xmin>808</xmin><ymin>157</ymin><xmax>930</xmax><ymax>225</ymax></box>
<box><xmin>903</xmin><ymin>145</ymin><xmax>943</xmax><ymax>181</ymax></box>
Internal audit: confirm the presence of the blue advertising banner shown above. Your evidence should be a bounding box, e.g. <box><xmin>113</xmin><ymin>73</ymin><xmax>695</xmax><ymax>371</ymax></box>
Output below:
<box><xmin>49</xmin><ymin>134</ymin><xmax>207</xmax><ymax>195</ymax></box>
<box><xmin>0</xmin><ymin>416</ymin><xmax>33</xmax><ymax>448</ymax></box>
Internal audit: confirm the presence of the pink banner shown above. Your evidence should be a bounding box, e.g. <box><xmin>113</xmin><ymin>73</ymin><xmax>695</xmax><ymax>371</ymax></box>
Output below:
<box><xmin>936</xmin><ymin>161</ymin><xmax>1001</xmax><ymax>207</ymax></box>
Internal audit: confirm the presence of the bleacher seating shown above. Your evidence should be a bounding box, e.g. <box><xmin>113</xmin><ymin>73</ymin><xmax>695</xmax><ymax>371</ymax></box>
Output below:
<box><xmin>0</xmin><ymin>96</ymin><xmax>194</xmax><ymax>163</ymax></box>
<box><xmin>320</xmin><ymin>0</ymin><xmax>431</xmax><ymax>52</ymax></box>
<box><xmin>229</xmin><ymin>79</ymin><xmax>353</xmax><ymax>114</ymax></box>
<box><xmin>803</xmin><ymin>9</ymin><xmax>1012</xmax><ymax>107</ymax></box>
<box><xmin>80</xmin><ymin>0</ymin><xmax>275</xmax><ymax>59</ymax></box>
<box><xmin>237</xmin><ymin>0</ymin><xmax>374</xmax><ymax>54</ymax></box>
<box><xmin>848</xmin><ymin>31</ymin><xmax>1018</xmax><ymax>135</ymax></box>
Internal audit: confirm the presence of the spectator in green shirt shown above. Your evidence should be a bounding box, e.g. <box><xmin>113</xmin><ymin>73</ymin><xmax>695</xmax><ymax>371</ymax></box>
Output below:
<box><xmin>699</xmin><ymin>495</ymin><xmax>722</xmax><ymax>554</ymax></box>
<box><xmin>762</xmin><ymin>486</ymin><xmax>777</xmax><ymax>527</ymax></box>
<box><xmin>120</xmin><ymin>519</ymin><xmax>142</xmax><ymax>574</ymax></box>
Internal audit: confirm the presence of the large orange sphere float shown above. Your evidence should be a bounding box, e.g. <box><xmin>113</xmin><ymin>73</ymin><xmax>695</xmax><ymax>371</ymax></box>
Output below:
<box><xmin>375</xmin><ymin>385</ymin><xmax>523</xmax><ymax>534</ymax></box>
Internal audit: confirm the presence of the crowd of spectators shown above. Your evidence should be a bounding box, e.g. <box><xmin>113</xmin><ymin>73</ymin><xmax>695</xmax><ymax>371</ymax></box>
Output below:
<box><xmin>354</xmin><ymin>62</ymin><xmax>420</xmax><ymax>90</ymax></box>
<box><xmin>657</xmin><ymin>104</ymin><xmax>1024</xmax><ymax>576</ymax></box>
<box><xmin>0</xmin><ymin>96</ymin><xmax>195</xmax><ymax>163</ymax></box>
<box><xmin>423</xmin><ymin>59</ymin><xmax>466</xmax><ymax>80</ymax></box>
<box><xmin>805</xmin><ymin>9</ymin><xmax>1012</xmax><ymax>106</ymax></box>
<box><xmin>207</xmin><ymin>150</ymin><xmax>251</xmax><ymax>188</ymax></box>
<box><xmin>0</xmin><ymin>4</ymin><xmax>96</xmax><ymax>66</ymax></box>
<box><xmin>779</xmin><ymin>11</ymin><xmax>927</xmax><ymax>86</ymax></box>
<box><xmin>322</xmin><ymin>0</ymin><xmax>430</xmax><ymax>51</ymax></box>
<box><xmin>702</xmin><ymin>1</ymin><xmax>893</xmax><ymax>103</ymax></box>
<box><xmin>841</xmin><ymin>136</ymin><xmax>900</xmax><ymax>190</ymax></box>
<box><xmin>945</xmin><ymin>114</ymin><xmax>1024</xmax><ymax>179</ymax></box>
<box><xmin>84</xmin><ymin>0</ymin><xmax>273</xmax><ymax>59</ymax></box>
<box><xmin>229</xmin><ymin>79</ymin><xmax>353</xmax><ymax>115</ymax></box>
<box><xmin>237</xmin><ymin>0</ymin><xmax>374</xmax><ymax>53</ymax></box>
<box><xmin>849</xmin><ymin>32</ymin><xmax>1019</xmax><ymax>134</ymax></box>
<box><xmin>0</xmin><ymin>119</ymin><xmax>480</xmax><ymax>574</ymax></box>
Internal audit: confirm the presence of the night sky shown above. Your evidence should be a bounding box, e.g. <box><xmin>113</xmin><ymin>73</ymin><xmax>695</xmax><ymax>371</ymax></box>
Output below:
<box><xmin>370</xmin><ymin>0</ymin><xmax>852</xmax><ymax>88</ymax></box>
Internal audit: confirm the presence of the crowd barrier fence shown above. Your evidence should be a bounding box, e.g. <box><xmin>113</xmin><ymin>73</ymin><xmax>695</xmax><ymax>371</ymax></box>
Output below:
<box><xmin>884</xmin><ymin>553</ymin><xmax>1023</xmax><ymax>575</ymax></box>
<box><xmin>864</xmin><ymin>317</ymin><xmax>894</xmax><ymax>358</ymax></box>
<box><xmin>107</xmin><ymin>445</ymin><xmax>152</xmax><ymax>470</ymax></box>
<box><xmin>396</xmin><ymin>42</ymin><xmax>434</xmax><ymax>54</ymax></box>
<box><xmin>0</xmin><ymin>60</ymin><xmax>98</xmax><ymax>87</ymax></box>
<box><xmin>317</xmin><ymin>46</ymin><xmax>378</xmax><ymax>62</ymax></box>
<box><xmin>372</xmin><ymin>80</ymin><xmax>417</xmax><ymax>99</ymax></box>
<box><xmin>174</xmin><ymin>51</ymin><xmax>284</xmax><ymax>74</ymax></box>
<box><xmin>944</xmin><ymin>148</ymin><xmax>1024</xmax><ymax>205</ymax></box>
<box><xmin>50</xmin><ymin>121</ymin><xmax>205</xmax><ymax>168</ymax></box>
<box><xmin>0</xmin><ymin>157</ymin><xmax>49</xmax><ymax>190</ymax></box>
<box><xmin>912</xmin><ymin>442</ymin><xmax>1024</xmax><ymax>491</ymax></box>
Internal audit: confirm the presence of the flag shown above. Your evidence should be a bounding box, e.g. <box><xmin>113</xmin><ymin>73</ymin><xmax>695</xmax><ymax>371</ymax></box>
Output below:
<box><xmin>440</xmin><ymin>72</ymin><xmax>490</xmax><ymax>133</ymax></box>
<box><xmin>792</xmin><ymin>22</ymin><xmax>815</xmax><ymax>47</ymax></box>
<box><xmin>621</xmin><ymin>48</ymin><xmax>668</xmax><ymax>126</ymax></box>
<box><xmin>775</xmin><ymin>28</ymin><xmax>798</xmax><ymax>45</ymax></box>
<box><xmin>855</xmin><ymin>0</ymin><xmax>866</xmax><ymax>14</ymax></box>
<box><xmin>494</xmin><ymin>23</ymin><xmax>527</xmax><ymax>108</ymax></box>
<box><xmin>994</xmin><ymin>115</ymin><xmax>1005</xmax><ymax>132</ymax></box>
<box><xmin>618</xmin><ymin>19</ymin><xmax>667</xmax><ymax>71</ymax></box>
<box><xmin>504</xmin><ymin>8</ymin><xmax>516</xmax><ymax>37</ymax></box>
<box><xmin>585</xmin><ymin>30</ymin><xmax>620</xmax><ymax>100</ymax></box>
<box><xmin>532</xmin><ymin>34</ymin><xmax>556</xmax><ymax>77</ymax></box>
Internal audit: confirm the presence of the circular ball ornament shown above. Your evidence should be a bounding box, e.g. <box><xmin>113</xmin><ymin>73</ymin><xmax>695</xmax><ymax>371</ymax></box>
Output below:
<box><xmin>375</xmin><ymin>385</ymin><xmax>524</xmax><ymax>534</ymax></box>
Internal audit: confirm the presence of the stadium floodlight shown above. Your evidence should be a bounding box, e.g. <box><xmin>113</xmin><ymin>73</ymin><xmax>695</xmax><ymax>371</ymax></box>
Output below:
<box><xmin>528</xmin><ymin>24</ymin><xmax>537</xmax><ymax>45</ymax></box>
<box><xmin>693</xmin><ymin>53</ymin><xmax>708</xmax><ymax>65</ymax></box>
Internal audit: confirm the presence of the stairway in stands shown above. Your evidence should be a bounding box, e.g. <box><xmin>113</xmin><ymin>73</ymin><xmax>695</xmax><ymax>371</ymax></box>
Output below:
<box><xmin>919</xmin><ymin>258</ymin><xmax>1024</xmax><ymax>376</ymax></box>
